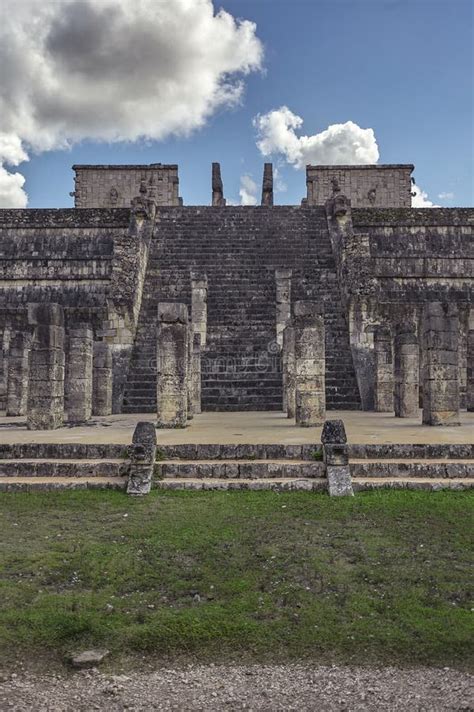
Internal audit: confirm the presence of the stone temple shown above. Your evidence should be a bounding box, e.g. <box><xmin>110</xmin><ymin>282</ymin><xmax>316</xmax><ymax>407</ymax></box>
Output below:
<box><xmin>0</xmin><ymin>161</ymin><xmax>472</xmax><ymax>495</ymax></box>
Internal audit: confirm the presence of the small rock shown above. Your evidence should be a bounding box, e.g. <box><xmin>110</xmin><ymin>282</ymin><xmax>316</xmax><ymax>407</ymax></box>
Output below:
<box><xmin>70</xmin><ymin>649</ymin><xmax>110</xmax><ymax>669</ymax></box>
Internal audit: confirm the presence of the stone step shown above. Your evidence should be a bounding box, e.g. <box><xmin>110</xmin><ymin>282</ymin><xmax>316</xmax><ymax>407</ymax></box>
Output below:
<box><xmin>350</xmin><ymin>459</ymin><xmax>474</xmax><ymax>479</ymax></box>
<box><xmin>352</xmin><ymin>478</ymin><xmax>474</xmax><ymax>492</ymax></box>
<box><xmin>0</xmin><ymin>477</ymin><xmax>128</xmax><ymax>492</ymax></box>
<box><xmin>0</xmin><ymin>459</ymin><xmax>127</xmax><ymax>478</ymax></box>
<box><xmin>0</xmin><ymin>444</ymin><xmax>126</xmax><ymax>459</ymax></box>
<box><xmin>157</xmin><ymin>460</ymin><xmax>325</xmax><ymax>478</ymax></box>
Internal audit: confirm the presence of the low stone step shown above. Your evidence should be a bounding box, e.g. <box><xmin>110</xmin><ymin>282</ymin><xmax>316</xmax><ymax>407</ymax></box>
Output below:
<box><xmin>158</xmin><ymin>460</ymin><xmax>324</xmax><ymax>479</ymax></box>
<box><xmin>155</xmin><ymin>478</ymin><xmax>327</xmax><ymax>491</ymax></box>
<box><xmin>0</xmin><ymin>477</ymin><xmax>128</xmax><ymax>492</ymax></box>
<box><xmin>350</xmin><ymin>459</ymin><xmax>474</xmax><ymax>479</ymax></box>
<box><xmin>0</xmin><ymin>460</ymin><xmax>126</xmax><ymax>478</ymax></box>
<box><xmin>0</xmin><ymin>444</ymin><xmax>126</xmax><ymax>459</ymax></box>
<box><xmin>352</xmin><ymin>478</ymin><xmax>474</xmax><ymax>492</ymax></box>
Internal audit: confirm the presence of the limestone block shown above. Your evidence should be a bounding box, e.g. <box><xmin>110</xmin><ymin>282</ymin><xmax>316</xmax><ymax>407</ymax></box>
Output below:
<box><xmin>327</xmin><ymin>465</ymin><xmax>354</xmax><ymax>497</ymax></box>
<box><xmin>6</xmin><ymin>333</ymin><xmax>30</xmax><ymax>417</ymax></box>
<box><xmin>394</xmin><ymin>330</ymin><xmax>419</xmax><ymax>418</ymax></box>
<box><xmin>467</xmin><ymin>330</ymin><xmax>474</xmax><ymax>412</ymax></box>
<box><xmin>157</xmin><ymin>302</ymin><xmax>189</xmax><ymax>428</ymax></box>
<box><xmin>373</xmin><ymin>327</ymin><xmax>393</xmax><ymax>412</ymax></box>
<box><xmin>92</xmin><ymin>342</ymin><xmax>113</xmax><ymax>416</ymax></box>
<box><xmin>191</xmin><ymin>332</ymin><xmax>202</xmax><ymax>415</ymax></box>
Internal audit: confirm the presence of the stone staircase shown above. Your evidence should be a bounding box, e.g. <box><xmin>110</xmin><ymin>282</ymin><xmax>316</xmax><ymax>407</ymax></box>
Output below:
<box><xmin>122</xmin><ymin>206</ymin><xmax>361</xmax><ymax>413</ymax></box>
<box><xmin>0</xmin><ymin>444</ymin><xmax>128</xmax><ymax>492</ymax></box>
<box><xmin>0</xmin><ymin>442</ymin><xmax>471</xmax><ymax>492</ymax></box>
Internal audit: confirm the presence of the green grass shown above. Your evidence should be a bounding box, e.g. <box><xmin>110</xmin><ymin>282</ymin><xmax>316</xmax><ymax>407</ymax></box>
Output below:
<box><xmin>0</xmin><ymin>490</ymin><xmax>472</xmax><ymax>670</ymax></box>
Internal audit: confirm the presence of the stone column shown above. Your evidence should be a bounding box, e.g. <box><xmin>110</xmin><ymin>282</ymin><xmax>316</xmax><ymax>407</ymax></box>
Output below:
<box><xmin>393</xmin><ymin>329</ymin><xmax>419</xmax><ymax>418</ymax></box>
<box><xmin>187</xmin><ymin>327</ymin><xmax>194</xmax><ymax>421</ymax></box>
<box><xmin>126</xmin><ymin>421</ymin><xmax>157</xmax><ymax>496</ymax></box>
<box><xmin>92</xmin><ymin>342</ymin><xmax>113</xmax><ymax>416</ymax></box>
<box><xmin>373</xmin><ymin>327</ymin><xmax>393</xmax><ymax>412</ymax></box>
<box><xmin>6</xmin><ymin>332</ymin><xmax>30</xmax><ymax>416</ymax></box>
<box><xmin>191</xmin><ymin>332</ymin><xmax>202</xmax><ymax>415</ymax></box>
<box><xmin>321</xmin><ymin>419</ymin><xmax>354</xmax><ymax>497</ymax></box>
<box><xmin>157</xmin><ymin>302</ymin><xmax>189</xmax><ymax>428</ymax></box>
<box><xmin>27</xmin><ymin>303</ymin><xmax>65</xmax><ymax>430</ymax></box>
<box><xmin>191</xmin><ymin>272</ymin><xmax>208</xmax><ymax>348</ymax></box>
<box><xmin>282</xmin><ymin>325</ymin><xmax>295</xmax><ymax>418</ymax></box>
<box><xmin>261</xmin><ymin>163</ymin><xmax>273</xmax><ymax>206</ymax></box>
<box><xmin>467</xmin><ymin>330</ymin><xmax>474</xmax><ymax>412</ymax></box>
<box><xmin>294</xmin><ymin>301</ymin><xmax>325</xmax><ymax>427</ymax></box>
<box><xmin>65</xmin><ymin>324</ymin><xmax>93</xmax><ymax>424</ymax></box>
<box><xmin>212</xmin><ymin>162</ymin><xmax>226</xmax><ymax>206</ymax></box>
<box><xmin>422</xmin><ymin>302</ymin><xmax>460</xmax><ymax>426</ymax></box>
<box><xmin>275</xmin><ymin>269</ymin><xmax>292</xmax><ymax>349</ymax></box>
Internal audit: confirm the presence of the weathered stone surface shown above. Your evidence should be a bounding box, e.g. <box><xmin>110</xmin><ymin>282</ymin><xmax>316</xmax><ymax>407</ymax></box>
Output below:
<box><xmin>65</xmin><ymin>325</ymin><xmax>93</xmax><ymax>424</ymax></box>
<box><xmin>191</xmin><ymin>332</ymin><xmax>202</xmax><ymax>415</ymax></box>
<box><xmin>27</xmin><ymin>303</ymin><xmax>65</xmax><ymax>430</ymax></box>
<box><xmin>6</xmin><ymin>333</ymin><xmax>30</xmax><ymax>416</ymax></box>
<box><xmin>157</xmin><ymin>302</ymin><xmax>189</xmax><ymax>428</ymax></box>
<box><xmin>127</xmin><ymin>421</ymin><xmax>157</xmax><ymax>495</ymax></box>
<box><xmin>211</xmin><ymin>162</ymin><xmax>225</xmax><ymax>207</ymax></box>
<box><xmin>275</xmin><ymin>269</ymin><xmax>292</xmax><ymax>349</ymax></box>
<box><xmin>261</xmin><ymin>163</ymin><xmax>273</xmax><ymax>207</ymax></box>
<box><xmin>294</xmin><ymin>301</ymin><xmax>325</xmax><ymax>426</ymax></box>
<box><xmin>282</xmin><ymin>325</ymin><xmax>295</xmax><ymax>418</ymax></box>
<box><xmin>467</xmin><ymin>330</ymin><xmax>474</xmax><ymax>412</ymax></box>
<box><xmin>373</xmin><ymin>327</ymin><xmax>393</xmax><ymax>412</ymax></box>
<box><xmin>394</xmin><ymin>329</ymin><xmax>419</xmax><ymax>418</ymax></box>
<box><xmin>321</xmin><ymin>419</ymin><xmax>347</xmax><ymax>444</ymax></box>
<box><xmin>92</xmin><ymin>342</ymin><xmax>113</xmax><ymax>416</ymax></box>
<box><xmin>422</xmin><ymin>302</ymin><xmax>460</xmax><ymax>426</ymax></box>
<box><xmin>327</xmin><ymin>465</ymin><xmax>354</xmax><ymax>496</ymax></box>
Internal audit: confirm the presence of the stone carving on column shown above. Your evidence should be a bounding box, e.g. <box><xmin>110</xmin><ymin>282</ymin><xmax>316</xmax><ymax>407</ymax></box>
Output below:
<box><xmin>65</xmin><ymin>324</ymin><xmax>93</xmax><ymax>424</ymax></box>
<box><xmin>157</xmin><ymin>302</ymin><xmax>189</xmax><ymax>428</ymax></box>
<box><xmin>422</xmin><ymin>302</ymin><xmax>460</xmax><ymax>426</ymax></box>
<box><xmin>373</xmin><ymin>326</ymin><xmax>393</xmax><ymax>412</ymax></box>
<box><xmin>191</xmin><ymin>333</ymin><xmax>202</xmax><ymax>415</ymax></box>
<box><xmin>321</xmin><ymin>419</ymin><xmax>354</xmax><ymax>497</ymax></box>
<box><xmin>92</xmin><ymin>342</ymin><xmax>113</xmax><ymax>416</ymax></box>
<box><xmin>126</xmin><ymin>421</ymin><xmax>157</xmax><ymax>496</ymax></box>
<box><xmin>27</xmin><ymin>303</ymin><xmax>65</xmax><ymax>430</ymax></box>
<box><xmin>282</xmin><ymin>325</ymin><xmax>295</xmax><ymax>418</ymax></box>
<box><xmin>275</xmin><ymin>268</ymin><xmax>292</xmax><ymax>349</ymax></box>
<box><xmin>191</xmin><ymin>271</ymin><xmax>208</xmax><ymax>348</ymax></box>
<box><xmin>6</xmin><ymin>332</ymin><xmax>31</xmax><ymax>416</ymax></box>
<box><xmin>393</xmin><ymin>328</ymin><xmax>419</xmax><ymax>418</ymax></box>
<box><xmin>467</xmin><ymin>330</ymin><xmax>474</xmax><ymax>412</ymax></box>
<box><xmin>293</xmin><ymin>301</ymin><xmax>325</xmax><ymax>427</ymax></box>
<box><xmin>212</xmin><ymin>163</ymin><xmax>226</xmax><ymax>206</ymax></box>
<box><xmin>261</xmin><ymin>163</ymin><xmax>273</xmax><ymax>206</ymax></box>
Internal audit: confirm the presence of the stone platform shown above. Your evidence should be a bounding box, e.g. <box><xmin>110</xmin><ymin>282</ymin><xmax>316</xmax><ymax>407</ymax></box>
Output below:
<box><xmin>1</xmin><ymin>411</ymin><xmax>473</xmax><ymax>493</ymax></box>
<box><xmin>1</xmin><ymin>410</ymin><xmax>473</xmax><ymax>446</ymax></box>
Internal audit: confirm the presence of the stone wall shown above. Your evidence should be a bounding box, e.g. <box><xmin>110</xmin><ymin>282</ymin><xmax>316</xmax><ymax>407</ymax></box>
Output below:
<box><xmin>306</xmin><ymin>165</ymin><xmax>414</xmax><ymax>208</ymax></box>
<box><xmin>72</xmin><ymin>164</ymin><xmax>180</xmax><ymax>208</ymax></box>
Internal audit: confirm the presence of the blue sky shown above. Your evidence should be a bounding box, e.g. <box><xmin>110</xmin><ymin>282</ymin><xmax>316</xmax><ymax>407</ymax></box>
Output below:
<box><xmin>3</xmin><ymin>0</ymin><xmax>473</xmax><ymax>208</ymax></box>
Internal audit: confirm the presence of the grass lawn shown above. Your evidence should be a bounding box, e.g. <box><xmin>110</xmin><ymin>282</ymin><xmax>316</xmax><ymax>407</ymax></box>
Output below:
<box><xmin>0</xmin><ymin>490</ymin><xmax>472</xmax><ymax>670</ymax></box>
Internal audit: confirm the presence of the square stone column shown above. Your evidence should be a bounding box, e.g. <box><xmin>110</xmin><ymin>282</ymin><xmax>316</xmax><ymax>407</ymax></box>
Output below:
<box><xmin>6</xmin><ymin>332</ymin><xmax>31</xmax><ymax>416</ymax></box>
<box><xmin>275</xmin><ymin>269</ymin><xmax>292</xmax><ymax>349</ymax></box>
<box><xmin>394</xmin><ymin>329</ymin><xmax>419</xmax><ymax>418</ymax></box>
<box><xmin>157</xmin><ymin>302</ymin><xmax>189</xmax><ymax>428</ymax></box>
<box><xmin>294</xmin><ymin>301</ymin><xmax>325</xmax><ymax>427</ymax></box>
<box><xmin>187</xmin><ymin>327</ymin><xmax>194</xmax><ymax>421</ymax></box>
<box><xmin>467</xmin><ymin>330</ymin><xmax>474</xmax><ymax>412</ymax></box>
<box><xmin>191</xmin><ymin>332</ymin><xmax>202</xmax><ymax>415</ymax></box>
<box><xmin>65</xmin><ymin>325</ymin><xmax>93</xmax><ymax>424</ymax></box>
<box><xmin>422</xmin><ymin>302</ymin><xmax>460</xmax><ymax>426</ymax></box>
<box><xmin>92</xmin><ymin>342</ymin><xmax>113</xmax><ymax>416</ymax></box>
<box><xmin>126</xmin><ymin>421</ymin><xmax>157</xmax><ymax>496</ymax></box>
<box><xmin>282</xmin><ymin>325</ymin><xmax>295</xmax><ymax>418</ymax></box>
<box><xmin>373</xmin><ymin>327</ymin><xmax>393</xmax><ymax>412</ymax></box>
<box><xmin>27</xmin><ymin>303</ymin><xmax>65</xmax><ymax>430</ymax></box>
<box><xmin>191</xmin><ymin>272</ymin><xmax>208</xmax><ymax>348</ymax></box>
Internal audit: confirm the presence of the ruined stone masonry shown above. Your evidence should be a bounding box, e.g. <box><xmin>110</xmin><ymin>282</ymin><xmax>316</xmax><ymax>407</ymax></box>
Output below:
<box><xmin>0</xmin><ymin>161</ymin><xmax>472</xmax><ymax>426</ymax></box>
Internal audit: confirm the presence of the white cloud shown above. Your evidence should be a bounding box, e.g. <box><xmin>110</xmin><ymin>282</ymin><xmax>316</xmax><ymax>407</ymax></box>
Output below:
<box><xmin>411</xmin><ymin>184</ymin><xmax>440</xmax><ymax>208</ymax></box>
<box><xmin>0</xmin><ymin>0</ymin><xmax>263</xmax><ymax>206</ymax></box>
<box><xmin>0</xmin><ymin>167</ymin><xmax>28</xmax><ymax>208</ymax></box>
<box><xmin>253</xmin><ymin>106</ymin><xmax>379</xmax><ymax>168</ymax></box>
<box><xmin>274</xmin><ymin>166</ymin><xmax>287</xmax><ymax>193</ymax></box>
<box><xmin>239</xmin><ymin>175</ymin><xmax>258</xmax><ymax>205</ymax></box>
<box><xmin>438</xmin><ymin>191</ymin><xmax>454</xmax><ymax>200</ymax></box>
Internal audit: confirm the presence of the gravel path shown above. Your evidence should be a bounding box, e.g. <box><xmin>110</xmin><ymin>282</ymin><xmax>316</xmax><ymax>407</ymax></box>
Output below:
<box><xmin>0</xmin><ymin>664</ymin><xmax>472</xmax><ymax>711</ymax></box>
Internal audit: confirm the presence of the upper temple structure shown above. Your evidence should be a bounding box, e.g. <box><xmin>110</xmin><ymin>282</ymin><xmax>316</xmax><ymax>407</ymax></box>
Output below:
<box><xmin>0</xmin><ymin>161</ymin><xmax>472</xmax><ymax>426</ymax></box>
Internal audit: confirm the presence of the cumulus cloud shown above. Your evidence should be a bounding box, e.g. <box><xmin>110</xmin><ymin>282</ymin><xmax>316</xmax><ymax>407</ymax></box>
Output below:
<box><xmin>0</xmin><ymin>0</ymin><xmax>263</xmax><ymax>206</ymax></box>
<box><xmin>253</xmin><ymin>106</ymin><xmax>379</xmax><ymax>168</ymax></box>
<box><xmin>411</xmin><ymin>184</ymin><xmax>440</xmax><ymax>208</ymax></box>
<box><xmin>239</xmin><ymin>175</ymin><xmax>258</xmax><ymax>205</ymax></box>
<box><xmin>438</xmin><ymin>191</ymin><xmax>455</xmax><ymax>200</ymax></box>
